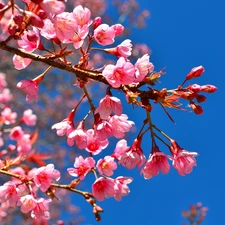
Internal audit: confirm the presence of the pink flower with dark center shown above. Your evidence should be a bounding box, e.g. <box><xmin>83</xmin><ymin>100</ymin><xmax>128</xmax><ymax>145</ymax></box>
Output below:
<box><xmin>92</xmin><ymin>177</ymin><xmax>115</xmax><ymax>201</ymax></box>
<box><xmin>9</xmin><ymin>126</ymin><xmax>24</xmax><ymax>141</ymax></box>
<box><xmin>0</xmin><ymin>181</ymin><xmax>21</xmax><ymax>206</ymax></box>
<box><xmin>67</xmin><ymin>156</ymin><xmax>95</xmax><ymax>180</ymax></box>
<box><xmin>104</xmin><ymin>39</ymin><xmax>133</xmax><ymax>58</ymax></box>
<box><xmin>134</xmin><ymin>54</ymin><xmax>154</xmax><ymax>82</ymax></box>
<box><xmin>31</xmin><ymin>198</ymin><xmax>52</xmax><ymax>220</ymax></box>
<box><xmin>94</xmin><ymin>23</ymin><xmax>115</xmax><ymax>46</ymax></box>
<box><xmin>102</xmin><ymin>57</ymin><xmax>135</xmax><ymax>88</ymax></box>
<box><xmin>13</xmin><ymin>55</ymin><xmax>32</xmax><ymax>70</ymax></box>
<box><xmin>85</xmin><ymin>129</ymin><xmax>108</xmax><ymax>155</ymax></box>
<box><xmin>33</xmin><ymin>164</ymin><xmax>60</xmax><ymax>192</ymax></box>
<box><xmin>141</xmin><ymin>146</ymin><xmax>170</xmax><ymax>179</ymax></box>
<box><xmin>21</xmin><ymin>109</ymin><xmax>37</xmax><ymax>126</ymax></box>
<box><xmin>73</xmin><ymin>5</ymin><xmax>92</xmax><ymax>27</ymax></box>
<box><xmin>95</xmin><ymin>95</ymin><xmax>123</xmax><ymax>119</ymax></box>
<box><xmin>170</xmin><ymin>140</ymin><xmax>198</xmax><ymax>176</ymax></box>
<box><xmin>1</xmin><ymin>107</ymin><xmax>17</xmax><ymax>125</ymax></box>
<box><xmin>16</xmin><ymin>80</ymin><xmax>39</xmax><ymax>102</ymax></box>
<box><xmin>109</xmin><ymin>114</ymin><xmax>134</xmax><ymax>138</ymax></box>
<box><xmin>114</xmin><ymin>176</ymin><xmax>133</xmax><ymax>201</ymax></box>
<box><xmin>18</xmin><ymin>194</ymin><xmax>37</xmax><ymax>214</ymax></box>
<box><xmin>116</xmin><ymin>138</ymin><xmax>146</xmax><ymax>170</ymax></box>
<box><xmin>97</xmin><ymin>156</ymin><xmax>117</xmax><ymax>176</ymax></box>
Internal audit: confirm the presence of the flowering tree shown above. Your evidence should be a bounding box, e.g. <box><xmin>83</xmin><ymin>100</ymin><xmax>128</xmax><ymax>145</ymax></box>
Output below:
<box><xmin>0</xmin><ymin>0</ymin><xmax>216</xmax><ymax>224</ymax></box>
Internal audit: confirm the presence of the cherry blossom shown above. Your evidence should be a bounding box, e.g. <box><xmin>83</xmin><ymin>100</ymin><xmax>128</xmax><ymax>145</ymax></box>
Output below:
<box><xmin>31</xmin><ymin>198</ymin><xmax>52</xmax><ymax>220</ymax></box>
<box><xmin>170</xmin><ymin>140</ymin><xmax>198</xmax><ymax>176</ymax></box>
<box><xmin>94</xmin><ymin>23</ymin><xmax>116</xmax><ymax>46</ymax></box>
<box><xmin>33</xmin><ymin>164</ymin><xmax>61</xmax><ymax>192</ymax></box>
<box><xmin>9</xmin><ymin>126</ymin><xmax>24</xmax><ymax>141</ymax></box>
<box><xmin>97</xmin><ymin>156</ymin><xmax>117</xmax><ymax>176</ymax></box>
<box><xmin>16</xmin><ymin>80</ymin><xmax>39</xmax><ymax>102</ymax></box>
<box><xmin>18</xmin><ymin>194</ymin><xmax>37</xmax><ymax>214</ymax></box>
<box><xmin>102</xmin><ymin>57</ymin><xmax>135</xmax><ymax>88</ymax></box>
<box><xmin>114</xmin><ymin>176</ymin><xmax>133</xmax><ymax>201</ymax></box>
<box><xmin>1</xmin><ymin>107</ymin><xmax>17</xmax><ymax>125</ymax></box>
<box><xmin>67</xmin><ymin>156</ymin><xmax>95</xmax><ymax>180</ymax></box>
<box><xmin>134</xmin><ymin>54</ymin><xmax>154</xmax><ymax>82</ymax></box>
<box><xmin>141</xmin><ymin>146</ymin><xmax>170</xmax><ymax>179</ymax></box>
<box><xmin>92</xmin><ymin>177</ymin><xmax>115</xmax><ymax>201</ymax></box>
<box><xmin>73</xmin><ymin>5</ymin><xmax>92</xmax><ymax>27</ymax></box>
<box><xmin>95</xmin><ymin>95</ymin><xmax>123</xmax><ymax>119</ymax></box>
<box><xmin>12</xmin><ymin>55</ymin><xmax>33</xmax><ymax>70</ymax></box>
<box><xmin>21</xmin><ymin>109</ymin><xmax>37</xmax><ymax>126</ymax></box>
<box><xmin>0</xmin><ymin>181</ymin><xmax>21</xmax><ymax>206</ymax></box>
<box><xmin>17</xmin><ymin>134</ymin><xmax>32</xmax><ymax>155</ymax></box>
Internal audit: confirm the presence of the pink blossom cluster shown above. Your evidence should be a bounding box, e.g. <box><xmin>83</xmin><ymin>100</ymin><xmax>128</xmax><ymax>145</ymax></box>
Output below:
<box><xmin>0</xmin><ymin>0</ymin><xmax>217</xmax><ymax>223</ymax></box>
<box><xmin>0</xmin><ymin>164</ymin><xmax>60</xmax><ymax>219</ymax></box>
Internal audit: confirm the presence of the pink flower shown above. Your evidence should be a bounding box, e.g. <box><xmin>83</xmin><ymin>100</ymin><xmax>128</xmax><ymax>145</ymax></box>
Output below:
<box><xmin>9</xmin><ymin>126</ymin><xmax>24</xmax><ymax>141</ymax></box>
<box><xmin>17</xmin><ymin>134</ymin><xmax>32</xmax><ymax>155</ymax></box>
<box><xmin>21</xmin><ymin>109</ymin><xmax>37</xmax><ymax>126</ymax></box>
<box><xmin>170</xmin><ymin>140</ymin><xmax>198</xmax><ymax>176</ymax></box>
<box><xmin>31</xmin><ymin>198</ymin><xmax>51</xmax><ymax>220</ymax></box>
<box><xmin>134</xmin><ymin>54</ymin><xmax>154</xmax><ymax>82</ymax></box>
<box><xmin>114</xmin><ymin>176</ymin><xmax>133</xmax><ymax>201</ymax></box>
<box><xmin>97</xmin><ymin>156</ymin><xmax>117</xmax><ymax>176</ymax></box>
<box><xmin>67</xmin><ymin>156</ymin><xmax>95</xmax><ymax>180</ymax></box>
<box><xmin>67</xmin><ymin>122</ymin><xmax>87</xmax><ymax>148</ymax></box>
<box><xmin>94</xmin><ymin>23</ymin><xmax>115</xmax><ymax>46</ymax></box>
<box><xmin>141</xmin><ymin>146</ymin><xmax>170</xmax><ymax>179</ymax></box>
<box><xmin>1</xmin><ymin>107</ymin><xmax>17</xmax><ymax>125</ymax></box>
<box><xmin>115</xmin><ymin>138</ymin><xmax>146</xmax><ymax>170</ymax></box>
<box><xmin>0</xmin><ymin>181</ymin><xmax>21</xmax><ymax>206</ymax></box>
<box><xmin>39</xmin><ymin>19</ymin><xmax>57</xmax><ymax>40</ymax></box>
<box><xmin>12</xmin><ymin>55</ymin><xmax>32</xmax><ymax>70</ymax></box>
<box><xmin>111</xmin><ymin>24</ymin><xmax>124</xmax><ymax>36</ymax></box>
<box><xmin>0</xmin><ymin>88</ymin><xmax>12</xmax><ymax>102</ymax></box>
<box><xmin>40</xmin><ymin>0</ymin><xmax>66</xmax><ymax>18</ymax></box>
<box><xmin>17</xmin><ymin>27</ymin><xmax>41</xmax><ymax>52</ymax></box>
<box><xmin>52</xmin><ymin>119</ymin><xmax>74</xmax><ymax>136</ymax></box>
<box><xmin>18</xmin><ymin>194</ymin><xmax>37</xmax><ymax>214</ymax></box>
<box><xmin>33</xmin><ymin>164</ymin><xmax>60</xmax><ymax>192</ymax></box>
<box><xmin>102</xmin><ymin>57</ymin><xmax>135</xmax><ymax>88</ymax></box>
<box><xmin>92</xmin><ymin>177</ymin><xmax>115</xmax><ymax>201</ymax></box>
<box><xmin>104</xmin><ymin>39</ymin><xmax>133</xmax><ymax>58</ymax></box>
<box><xmin>94</xmin><ymin>119</ymin><xmax>112</xmax><ymax>141</ymax></box>
<box><xmin>0</xmin><ymin>72</ymin><xmax>7</xmax><ymax>90</ymax></box>
<box><xmin>16</xmin><ymin>80</ymin><xmax>38</xmax><ymax>102</ymax></box>
<box><xmin>54</xmin><ymin>12</ymin><xmax>89</xmax><ymax>49</ymax></box>
<box><xmin>73</xmin><ymin>5</ymin><xmax>92</xmax><ymax>27</ymax></box>
<box><xmin>109</xmin><ymin>114</ymin><xmax>134</xmax><ymax>138</ymax></box>
<box><xmin>95</xmin><ymin>95</ymin><xmax>122</xmax><ymax>119</ymax></box>
<box><xmin>85</xmin><ymin>129</ymin><xmax>108</xmax><ymax>155</ymax></box>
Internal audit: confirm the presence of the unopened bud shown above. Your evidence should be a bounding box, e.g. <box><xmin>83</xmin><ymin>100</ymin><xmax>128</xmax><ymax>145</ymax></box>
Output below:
<box><xmin>37</xmin><ymin>9</ymin><xmax>47</xmax><ymax>20</ymax></box>
<box><xmin>13</xmin><ymin>15</ymin><xmax>23</xmax><ymax>26</ymax></box>
<box><xmin>93</xmin><ymin>17</ymin><xmax>102</xmax><ymax>29</ymax></box>
<box><xmin>29</xmin><ymin>12</ymin><xmax>44</xmax><ymax>28</ymax></box>
<box><xmin>186</xmin><ymin>66</ymin><xmax>204</xmax><ymax>80</ymax></box>
<box><xmin>201</xmin><ymin>84</ymin><xmax>217</xmax><ymax>93</ymax></box>
<box><xmin>196</xmin><ymin>94</ymin><xmax>206</xmax><ymax>103</ymax></box>
<box><xmin>188</xmin><ymin>84</ymin><xmax>201</xmax><ymax>93</ymax></box>
<box><xmin>112</xmin><ymin>24</ymin><xmax>124</xmax><ymax>36</ymax></box>
<box><xmin>190</xmin><ymin>102</ymin><xmax>203</xmax><ymax>115</ymax></box>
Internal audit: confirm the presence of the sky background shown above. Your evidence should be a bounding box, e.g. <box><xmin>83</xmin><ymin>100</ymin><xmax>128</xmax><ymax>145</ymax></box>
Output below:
<box><xmin>73</xmin><ymin>0</ymin><xmax>225</xmax><ymax>225</ymax></box>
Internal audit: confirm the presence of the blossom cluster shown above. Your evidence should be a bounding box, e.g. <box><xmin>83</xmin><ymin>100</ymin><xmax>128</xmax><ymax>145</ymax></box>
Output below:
<box><xmin>0</xmin><ymin>0</ymin><xmax>217</xmax><ymax>223</ymax></box>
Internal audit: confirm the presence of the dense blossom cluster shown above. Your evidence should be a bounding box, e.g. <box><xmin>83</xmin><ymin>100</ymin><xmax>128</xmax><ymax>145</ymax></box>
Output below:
<box><xmin>0</xmin><ymin>0</ymin><xmax>217</xmax><ymax>223</ymax></box>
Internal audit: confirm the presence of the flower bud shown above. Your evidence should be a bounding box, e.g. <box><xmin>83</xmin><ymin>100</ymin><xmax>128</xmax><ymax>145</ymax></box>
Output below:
<box><xmin>186</xmin><ymin>66</ymin><xmax>204</xmax><ymax>80</ymax></box>
<box><xmin>13</xmin><ymin>15</ymin><xmax>23</xmax><ymax>26</ymax></box>
<box><xmin>196</xmin><ymin>94</ymin><xmax>206</xmax><ymax>103</ymax></box>
<box><xmin>190</xmin><ymin>102</ymin><xmax>203</xmax><ymax>115</ymax></box>
<box><xmin>188</xmin><ymin>84</ymin><xmax>201</xmax><ymax>93</ymax></box>
<box><xmin>93</xmin><ymin>17</ymin><xmax>102</xmax><ymax>29</ymax></box>
<box><xmin>201</xmin><ymin>84</ymin><xmax>217</xmax><ymax>93</ymax></box>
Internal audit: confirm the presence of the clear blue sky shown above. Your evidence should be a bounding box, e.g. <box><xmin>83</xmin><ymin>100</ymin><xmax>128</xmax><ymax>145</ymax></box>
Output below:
<box><xmin>69</xmin><ymin>1</ymin><xmax>225</xmax><ymax>224</ymax></box>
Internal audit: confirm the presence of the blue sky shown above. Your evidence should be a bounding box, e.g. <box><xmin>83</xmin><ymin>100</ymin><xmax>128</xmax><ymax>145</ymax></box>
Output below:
<box><xmin>69</xmin><ymin>1</ymin><xmax>225</xmax><ymax>225</ymax></box>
